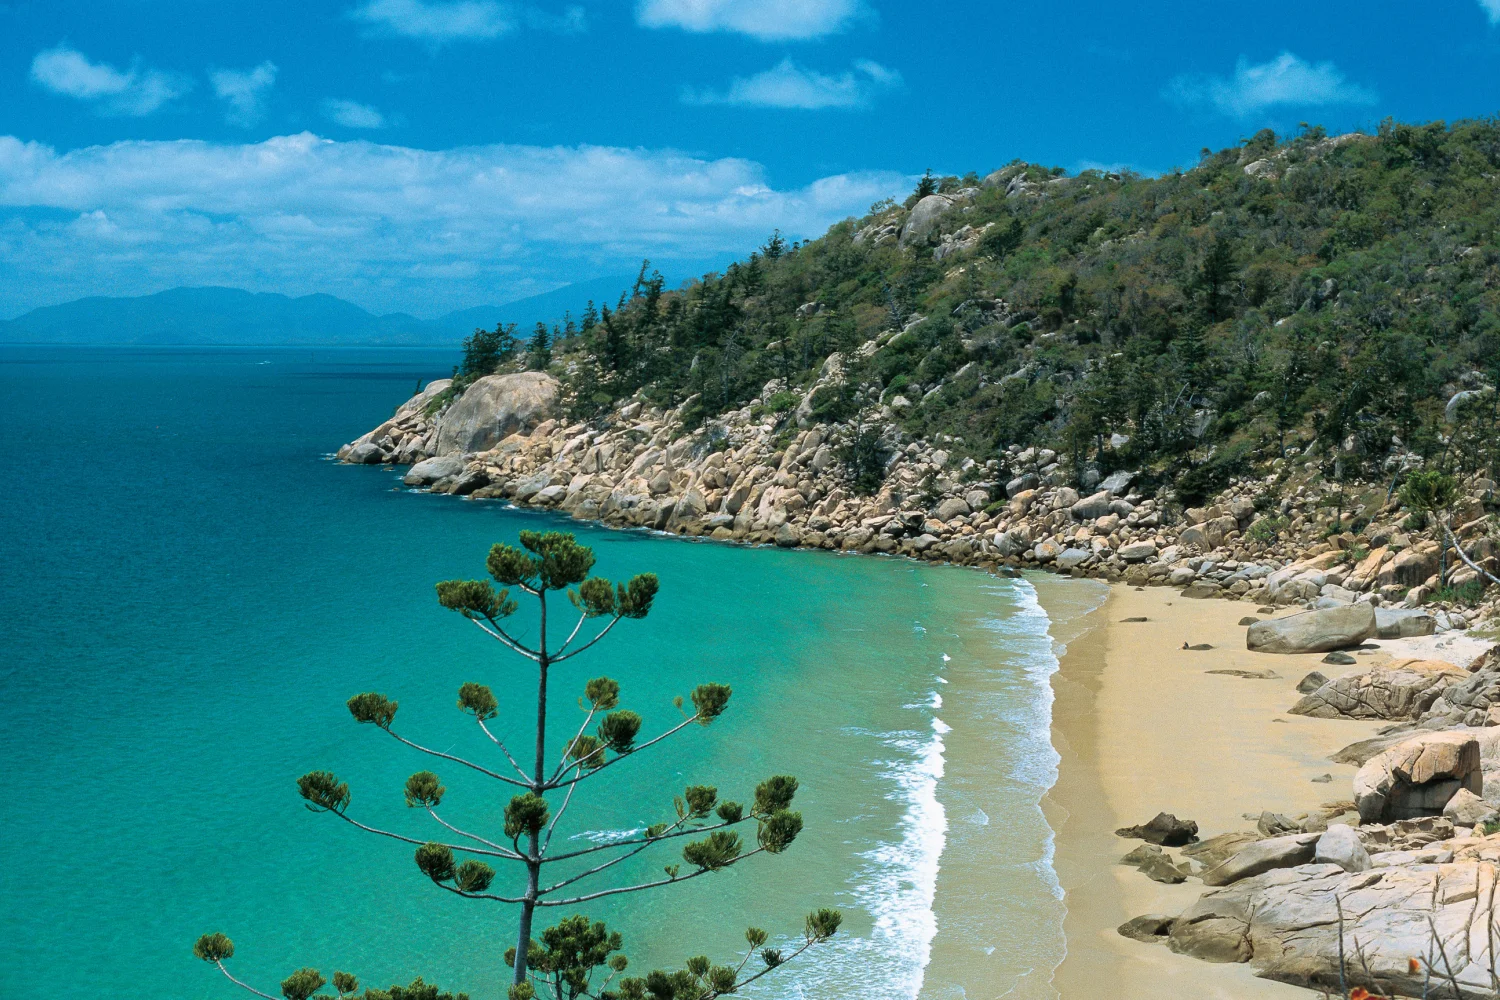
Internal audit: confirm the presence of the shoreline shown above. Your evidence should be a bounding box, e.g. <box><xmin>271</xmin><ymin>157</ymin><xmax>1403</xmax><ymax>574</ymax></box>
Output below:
<box><xmin>1042</xmin><ymin>583</ymin><xmax>1388</xmax><ymax>998</ymax></box>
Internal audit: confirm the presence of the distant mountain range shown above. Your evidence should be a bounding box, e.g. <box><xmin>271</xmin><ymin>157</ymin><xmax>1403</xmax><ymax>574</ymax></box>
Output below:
<box><xmin>0</xmin><ymin>275</ymin><xmax>636</xmax><ymax>346</ymax></box>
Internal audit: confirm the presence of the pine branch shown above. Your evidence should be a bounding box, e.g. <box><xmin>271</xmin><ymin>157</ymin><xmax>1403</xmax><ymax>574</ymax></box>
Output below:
<box><xmin>549</xmin><ymin>704</ymin><xmax>604</xmax><ymax>785</ymax></box>
<box><xmin>382</xmin><ymin>728</ymin><xmax>530</xmax><ymax>787</ymax></box>
<box><xmin>475</xmin><ymin>717</ymin><xmax>533</xmax><ymax>783</ymax></box>
<box><xmin>538</xmin><ymin>815</ymin><xmax>696</xmax><ymax>894</ymax></box>
<box><xmin>426</xmin><ymin>806</ymin><xmax>513</xmax><ymax>854</ymax></box>
<box><xmin>538</xmin><ymin>848</ymin><xmax>764</xmax><ymax>907</ymax></box>
<box><xmin>541</xmin><ymin>779</ymin><xmax>581</xmax><ymax>855</ymax></box>
<box><xmin>213</xmin><ymin>961</ymin><xmax>280</xmax><ymax>1000</ymax></box>
<box><xmin>328</xmin><ymin>810</ymin><xmax>521</xmax><ymax>860</ymax></box>
<box><xmin>552</xmin><ymin>616</ymin><xmax>622</xmax><ymax>664</ymax></box>
<box><xmin>432</xmin><ymin>880</ymin><xmax>530</xmax><ymax>905</ymax></box>
<box><xmin>469</xmin><ymin>615</ymin><xmax>540</xmax><ymax>663</ymax></box>
<box><xmin>545</xmin><ymin>714</ymin><xmax>702</xmax><ymax>791</ymax></box>
<box><xmin>540</xmin><ymin>816</ymin><xmax>744</xmax><ymax>864</ymax></box>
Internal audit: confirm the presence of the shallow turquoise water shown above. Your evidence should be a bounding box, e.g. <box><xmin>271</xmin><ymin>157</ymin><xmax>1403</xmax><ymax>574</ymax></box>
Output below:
<box><xmin>0</xmin><ymin>346</ymin><xmax>1071</xmax><ymax>1000</ymax></box>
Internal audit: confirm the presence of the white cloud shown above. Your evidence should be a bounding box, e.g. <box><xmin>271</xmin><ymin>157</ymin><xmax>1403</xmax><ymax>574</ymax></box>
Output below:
<box><xmin>29</xmin><ymin>45</ymin><xmax>190</xmax><ymax>117</ymax></box>
<box><xmin>1166</xmin><ymin>52</ymin><xmax>1377</xmax><ymax>118</ymax></box>
<box><xmin>351</xmin><ymin>0</ymin><xmax>585</xmax><ymax>42</ymax></box>
<box><xmin>322</xmin><ymin>99</ymin><xmax>387</xmax><ymax>129</ymax></box>
<box><xmin>1482</xmin><ymin>0</ymin><xmax>1500</xmax><ymax>24</ymax></box>
<box><xmin>0</xmin><ymin>133</ymin><xmax>903</xmax><ymax>317</ymax></box>
<box><xmin>637</xmin><ymin>0</ymin><xmax>867</xmax><ymax>41</ymax></box>
<box><xmin>211</xmin><ymin>62</ymin><xmax>278</xmax><ymax>127</ymax></box>
<box><xmin>683</xmin><ymin>58</ymin><xmax>900</xmax><ymax>109</ymax></box>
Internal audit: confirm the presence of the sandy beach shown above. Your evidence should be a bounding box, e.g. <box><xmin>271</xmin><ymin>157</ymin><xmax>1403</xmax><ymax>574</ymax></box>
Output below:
<box><xmin>1043</xmin><ymin>583</ymin><xmax>1393</xmax><ymax>999</ymax></box>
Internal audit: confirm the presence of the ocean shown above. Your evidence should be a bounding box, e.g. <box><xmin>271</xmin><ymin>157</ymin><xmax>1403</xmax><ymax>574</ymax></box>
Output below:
<box><xmin>0</xmin><ymin>345</ymin><xmax>1102</xmax><ymax>1000</ymax></box>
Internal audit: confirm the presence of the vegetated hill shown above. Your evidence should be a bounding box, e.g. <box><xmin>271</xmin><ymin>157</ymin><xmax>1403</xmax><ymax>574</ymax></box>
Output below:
<box><xmin>0</xmin><ymin>277</ymin><xmax>636</xmax><ymax>346</ymax></box>
<box><xmin>518</xmin><ymin>119</ymin><xmax>1500</xmax><ymax>506</ymax></box>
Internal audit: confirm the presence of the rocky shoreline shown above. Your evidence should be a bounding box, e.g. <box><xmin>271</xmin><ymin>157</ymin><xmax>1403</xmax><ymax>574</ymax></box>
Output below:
<box><xmin>340</xmin><ymin>369</ymin><xmax>1500</xmax><ymax>997</ymax></box>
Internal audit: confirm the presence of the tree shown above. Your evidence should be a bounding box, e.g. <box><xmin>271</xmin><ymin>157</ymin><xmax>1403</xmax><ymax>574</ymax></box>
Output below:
<box><xmin>1198</xmin><ymin>234</ymin><xmax>1236</xmax><ymax>322</ymax></box>
<box><xmin>529</xmin><ymin>322</ymin><xmax>553</xmax><ymax>371</ymax></box>
<box><xmin>197</xmin><ymin>532</ymin><xmax>836</xmax><ymax>1000</ymax></box>
<box><xmin>759</xmin><ymin>230</ymin><xmax>787</xmax><ymax>261</ymax></box>
<box><xmin>1400</xmin><ymin>470</ymin><xmax>1461</xmax><ymax>587</ymax></box>
<box><xmin>915</xmin><ymin>168</ymin><xmax>937</xmax><ymax>198</ymax></box>
<box><xmin>458</xmin><ymin>323</ymin><xmax>520</xmax><ymax>381</ymax></box>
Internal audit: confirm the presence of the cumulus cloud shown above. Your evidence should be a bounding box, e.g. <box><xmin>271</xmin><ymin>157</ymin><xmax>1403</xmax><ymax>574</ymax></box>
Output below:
<box><xmin>322</xmin><ymin>99</ymin><xmax>387</xmax><ymax>129</ymax></box>
<box><xmin>683</xmin><ymin>58</ymin><xmax>900</xmax><ymax>109</ymax></box>
<box><xmin>1165</xmin><ymin>52</ymin><xmax>1377</xmax><ymax>118</ymax></box>
<box><xmin>211</xmin><ymin>62</ymin><xmax>278</xmax><ymax>127</ymax></box>
<box><xmin>351</xmin><ymin>0</ymin><xmax>583</xmax><ymax>43</ymax></box>
<box><xmin>0</xmin><ymin>133</ymin><xmax>903</xmax><ymax>317</ymax></box>
<box><xmin>29</xmin><ymin>45</ymin><xmax>191</xmax><ymax>117</ymax></box>
<box><xmin>1482</xmin><ymin>0</ymin><xmax>1500</xmax><ymax>24</ymax></box>
<box><xmin>637</xmin><ymin>0</ymin><xmax>867</xmax><ymax>41</ymax></box>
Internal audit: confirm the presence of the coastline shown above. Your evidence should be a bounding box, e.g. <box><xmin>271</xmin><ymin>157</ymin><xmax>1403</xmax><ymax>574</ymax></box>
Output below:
<box><xmin>1042</xmin><ymin>583</ymin><xmax>1387</xmax><ymax>998</ymax></box>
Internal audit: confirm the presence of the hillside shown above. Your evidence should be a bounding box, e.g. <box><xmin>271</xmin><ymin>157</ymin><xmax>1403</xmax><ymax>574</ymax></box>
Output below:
<box><xmin>507</xmin><ymin>119</ymin><xmax>1500</xmax><ymax>505</ymax></box>
<box><xmin>0</xmin><ymin>276</ymin><xmax>634</xmax><ymax>346</ymax></box>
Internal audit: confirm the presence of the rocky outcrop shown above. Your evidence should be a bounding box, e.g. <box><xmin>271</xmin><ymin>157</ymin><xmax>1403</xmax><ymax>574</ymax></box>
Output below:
<box><xmin>1353</xmin><ymin>731</ymin><xmax>1482</xmax><ymax>822</ymax></box>
<box><xmin>1289</xmin><ymin>659</ymin><xmax>1468</xmax><ymax>721</ymax></box>
<box><xmin>433</xmin><ymin>373</ymin><xmax>561</xmax><ymax>455</ymax></box>
<box><xmin>1246</xmin><ymin>603</ymin><xmax>1377</xmax><ymax>654</ymax></box>
<box><xmin>1166</xmin><ymin>862</ymin><xmax>1500</xmax><ymax>997</ymax></box>
<box><xmin>1116</xmin><ymin>812</ymin><xmax>1199</xmax><ymax>847</ymax></box>
<box><xmin>1199</xmin><ymin>832</ymin><xmax>1320</xmax><ymax>887</ymax></box>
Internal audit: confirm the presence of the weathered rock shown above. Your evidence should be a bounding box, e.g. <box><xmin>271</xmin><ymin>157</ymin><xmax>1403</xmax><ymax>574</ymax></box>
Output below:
<box><xmin>935</xmin><ymin>496</ymin><xmax>971</xmax><ymax>522</ymax></box>
<box><xmin>1056</xmin><ymin>547</ymin><xmax>1091</xmax><ymax>571</ymax></box>
<box><xmin>1312</xmin><ymin>823</ymin><xmax>1370</xmax><ymax>872</ymax></box>
<box><xmin>1444</xmin><ymin>787</ymin><xmax>1492</xmax><ymax>826</ymax></box>
<box><xmin>1376</xmin><ymin>607</ymin><xmax>1438</xmax><ymax>639</ymax></box>
<box><xmin>899</xmin><ymin>194</ymin><xmax>957</xmax><ymax>245</ymax></box>
<box><xmin>1033</xmin><ymin>539</ymin><xmax>1062</xmax><ymax>563</ymax></box>
<box><xmin>773</xmin><ymin>523</ymin><xmax>802</xmax><ymax>548</ymax></box>
<box><xmin>403</xmin><ymin>454</ymin><xmax>466</xmax><ymax>486</ymax></box>
<box><xmin>1289</xmin><ymin>659</ymin><xmax>1467</xmax><ymax>721</ymax></box>
<box><xmin>1168</xmin><ymin>863</ymin><xmax>1500</xmax><ymax>995</ymax></box>
<box><xmin>1199</xmin><ymin>832</ymin><xmax>1320</xmax><ymax>887</ymax></box>
<box><xmin>1296</xmin><ymin>671</ymin><xmax>1330</xmax><ymax>694</ymax></box>
<box><xmin>346</xmin><ymin>442</ymin><xmax>386</xmax><ymax>464</ymax></box>
<box><xmin>1116</xmin><ymin>812</ymin><xmax>1199</xmax><ymax>847</ymax></box>
<box><xmin>433</xmin><ymin>372</ymin><xmax>561</xmax><ymax>455</ymax></box>
<box><xmin>1353</xmin><ymin>731</ymin><xmax>1482</xmax><ymax>822</ymax></box>
<box><xmin>1320</xmin><ymin>651</ymin><xmax>1356</xmax><ymax>665</ymax></box>
<box><xmin>1118</xmin><ymin>540</ymin><xmax>1157</xmax><ymax>562</ymax></box>
<box><xmin>1246</xmin><ymin>603</ymin><xmax>1377</xmax><ymax>654</ymax></box>
<box><xmin>1181</xmin><ymin>832</ymin><xmax>1261</xmax><ymax>869</ymax></box>
<box><xmin>1070</xmin><ymin>490</ymin><xmax>1113</xmax><ymax>520</ymax></box>
<box><xmin>1117</xmin><ymin>914</ymin><xmax>1175</xmax><ymax>944</ymax></box>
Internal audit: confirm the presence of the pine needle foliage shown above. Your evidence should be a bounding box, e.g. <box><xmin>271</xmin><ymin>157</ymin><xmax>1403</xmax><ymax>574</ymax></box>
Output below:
<box><xmin>196</xmin><ymin>531</ymin><xmax>838</xmax><ymax>1000</ymax></box>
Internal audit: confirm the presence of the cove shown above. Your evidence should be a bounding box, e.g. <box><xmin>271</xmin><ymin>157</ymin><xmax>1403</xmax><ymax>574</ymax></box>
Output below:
<box><xmin>0</xmin><ymin>345</ymin><xmax>1086</xmax><ymax>1000</ymax></box>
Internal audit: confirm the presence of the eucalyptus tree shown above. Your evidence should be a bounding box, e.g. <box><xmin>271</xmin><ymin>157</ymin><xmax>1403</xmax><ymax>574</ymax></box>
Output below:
<box><xmin>196</xmin><ymin>530</ymin><xmax>837</xmax><ymax>1000</ymax></box>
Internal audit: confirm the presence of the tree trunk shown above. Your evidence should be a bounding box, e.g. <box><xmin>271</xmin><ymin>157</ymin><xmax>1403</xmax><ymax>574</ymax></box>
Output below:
<box><xmin>516</xmin><ymin>591</ymin><xmax>551</xmax><ymax>988</ymax></box>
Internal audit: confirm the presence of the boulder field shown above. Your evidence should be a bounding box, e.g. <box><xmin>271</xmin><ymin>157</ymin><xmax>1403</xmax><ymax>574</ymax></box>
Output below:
<box><xmin>337</xmin><ymin>372</ymin><xmax>1497</xmax><ymax>639</ymax></box>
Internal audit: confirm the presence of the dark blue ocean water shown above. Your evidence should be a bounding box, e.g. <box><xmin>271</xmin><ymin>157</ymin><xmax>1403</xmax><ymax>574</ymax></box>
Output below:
<box><xmin>0</xmin><ymin>346</ymin><xmax>1068</xmax><ymax>1000</ymax></box>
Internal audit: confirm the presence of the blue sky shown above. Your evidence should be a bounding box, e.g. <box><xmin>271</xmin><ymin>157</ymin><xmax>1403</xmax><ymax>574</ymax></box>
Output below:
<box><xmin>3</xmin><ymin>0</ymin><xmax>1500</xmax><ymax>319</ymax></box>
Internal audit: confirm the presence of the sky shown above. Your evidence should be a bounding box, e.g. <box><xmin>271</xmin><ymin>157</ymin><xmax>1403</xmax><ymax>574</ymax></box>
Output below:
<box><xmin>4</xmin><ymin>0</ymin><xmax>1500</xmax><ymax>319</ymax></box>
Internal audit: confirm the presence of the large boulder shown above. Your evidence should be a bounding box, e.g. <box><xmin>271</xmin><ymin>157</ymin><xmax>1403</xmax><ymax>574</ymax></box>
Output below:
<box><xmin>1116</xmin><ymin>812</ymin><xmax>1199</xmax><ymax>846</ymax></box>
<box><xmin>1070</xmin><ymin>490</ymin><xmax>1113</xmax><ymax>520</ymax></box>
<box><xmin>1376</xmin><ymin>607</ymin><xmax>1438</xmax><ymax>639</ymax></box>
<box><xmin>433</xmin><ymin>372</ymin><xmax>561</xmax><ymax>455</ymax></box>
<box><xmin>1246</xmin><ymin>603</ymin><xmax>1377</xmax><ymax>654</ymax></box>
<box><xmin>1166</xmin><ymin>863</ymin><xmax>1500</xmax><ymax>995</ymax></box>
<box><xmin>899</xmin><ymin>194</ymin><xmax>957</xmax><ymax>245</ymax></box>
<box><xmin>1312</xmin><ymin>824</ymin><xmax>1370</xmax><ymax>873</ymax></box>
<box><xmin>1199</xmin><ymin>833</ymin><xmax>1320</xmax><ymax>887</ymax></box>
<box><xmin>1353</xmin><ymin>731</ymin><xmax>1482</xmax><ymax>823</ymax></box>
<box><xmin>403</xmin><ymin>454</ymin><xmax>467</xmax><ymax>486</ymax></box>
<box><xmin>1288</xmin><ymin>659</ymin><xmax>1468</xmax><ymax>720</ymax></box>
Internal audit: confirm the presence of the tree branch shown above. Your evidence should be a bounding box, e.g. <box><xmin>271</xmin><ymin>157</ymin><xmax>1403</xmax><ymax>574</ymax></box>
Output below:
<box><xmin>213</xmin><ymin>962</ymin><xmax>280</xmax><ymax>1000</ymax></box>
<box><xmin>327</xmin><ymin>810</ymin><xmax>520</xmax><ymax>860</ymax></box>
<box><xmin>539</xmin><ymin>849</ymin><xmax>765</xmax><ymax>907</ymax></box>
<box><xmin>541</xmin><ymin>779</ymin><xmax>581</xmax><ymax>856</ymax></box>
<box><xmin>545</xmin><ymin>714</ymin><xmax>702</xmax><ymax>791</ymax></box>
<box><xmin>469</xmin><ymin>616</ymin><xmax>540</xmax><ymax>663</ymax></box>
<box><xmin>476</xmin><ymin>718</ymin><xmax>533</xmax><ymax>783</ymax></box>
<box><xmin>382</xmin><ymin>728</ymin><xmax>530</xmax><ymax>787</ymax></box>
<box><xmin>426</xmin><ymin>806</ymin><xmax>516</xmax><ymax>856</ymax></box>
<box><xmin>549</xmin><ymin>704</ymin><xmax>603</xmax><ymax>785</ymax></box>
<box><xmin>724</xmin><ymin>937</ymin><xmax>819</xmax><ymax>995</ymax></box>
<box><xmin>431</xmin><ymin>880</ymin><xmax>529</xmax><ymax>905</ymax></box>
<box><xmin>556</xmin><ymin>609</ymin><xmax>592</xmax><ymax>656</ymax></box>
<box><xmin>1444</xmin><ymin>522</ymin><xmax>1500</xmax><ymax>587</ymax></box>
<box><xmin>538</xmin><ymin>815</ymin><xmax>694</xmax><ymax>895</ymax></box>
<box><xmin>540</xmin><ymin>816</ymin><xmax>746</xmax><ymax>864</ymax></box>
<box><xmin>551</xmin><ymin>616</ymin><xmax>622</xmax><ymax>664</ymax></box>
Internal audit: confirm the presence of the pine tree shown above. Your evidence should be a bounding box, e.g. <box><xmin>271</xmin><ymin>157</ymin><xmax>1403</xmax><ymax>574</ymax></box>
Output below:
<box><xmin>196</xmin><ymin>533</ymin><xmax>838</xmax><ymax>1000</ymax></box>
<box><xmin>529</xmin><ymin>322</ymin><xmax>553</xmax><ymax>371</ymax></box>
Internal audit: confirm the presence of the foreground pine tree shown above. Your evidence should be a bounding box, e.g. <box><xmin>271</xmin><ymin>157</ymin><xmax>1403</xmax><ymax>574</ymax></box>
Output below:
<box><xmin>196</xmin><ymin>530</ymin><xmax>838</xmax><ymax>1000</ymax></box>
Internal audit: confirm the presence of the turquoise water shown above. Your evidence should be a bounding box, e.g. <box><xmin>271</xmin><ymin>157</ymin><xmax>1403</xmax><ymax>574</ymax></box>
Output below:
<box><xmin>0</xmin><ymin>346</ymin><xmax>1075</xmax><ymax>1000</ymax></box>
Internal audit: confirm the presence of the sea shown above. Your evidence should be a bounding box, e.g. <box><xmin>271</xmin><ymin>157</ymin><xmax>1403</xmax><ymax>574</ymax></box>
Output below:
<box><xmin>0</xmin><ymin>345</ymin><xmax>1105</xmax><ymax>1000</ymax></box>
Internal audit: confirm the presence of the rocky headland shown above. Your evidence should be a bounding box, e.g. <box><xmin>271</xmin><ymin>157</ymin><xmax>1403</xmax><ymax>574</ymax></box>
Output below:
<box><xmin>339</xmin><ymin>369</ymin><xmax>1500</xmax><ymax>998</ymax></box>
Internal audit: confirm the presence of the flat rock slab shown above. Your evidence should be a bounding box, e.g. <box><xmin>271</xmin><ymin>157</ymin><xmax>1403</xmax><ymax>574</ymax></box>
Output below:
<box><xmin>1207</xmin><ymin>668</ymin><xmax>1280</xmax><ymax>679</ymax></box>
<box><xmin>1199</xmin><ymin>832</ymin><xmax>1320</xmax><ymax>887</ymax></box>
<box><xmin>1290</xmin><ymin>658</ymin><xmax>1467</xmax><ymax>721</ymax></box>
<box><xmin>1247</xmin><ymin>603</ymin><xmax>1376</xmax><ymax>654</ymax></box>
<box><xmin>1167</xmin><ymin>862</ymin><xmax>1500</xmax><ymax>998</ymax></box>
